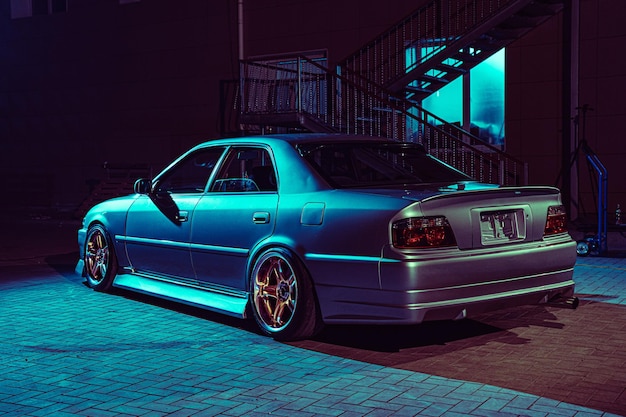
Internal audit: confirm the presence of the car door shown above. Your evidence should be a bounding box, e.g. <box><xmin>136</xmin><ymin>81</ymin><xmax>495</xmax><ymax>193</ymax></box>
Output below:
<box><xmin>190</xmin><ymin>146</ymin><xmax>278</xmax><ymax>290</ymax></box>
<box><xmin>124</xmin><ymin>146</ymin><xmax>226</xmax><ymax>279</ymax></box>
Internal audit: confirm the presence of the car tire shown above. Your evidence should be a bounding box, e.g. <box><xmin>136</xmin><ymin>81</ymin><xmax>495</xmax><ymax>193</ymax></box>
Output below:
<box><xmin>250</xmin><ymin>248</ymin><xmax>323</xmax><ymax>341</ymax></box>
<box><xmin>576</xmin><ymin>240</ymin><xmax>590</xmax><ymax>256</ymax></box>
<box><xmin>576</xmin><ymin>235</ymin><xmax>599</xmax><ymax>257</ymax></box>
<box><xmin>84</xmin><ymin>224</ymin><xmax>117</xmax><ymax>292</ymax></box>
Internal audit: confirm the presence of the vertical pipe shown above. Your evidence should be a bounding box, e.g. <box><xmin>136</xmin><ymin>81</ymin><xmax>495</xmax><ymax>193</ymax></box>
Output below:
<box><xmin>297</xmin><ymin>57</ymin><xmax>302</xmax><ymax>113</ymax></box>
<box><xmin>238</xmin><ymin>0</ymin><xmax>244</xmax><ymax>61</ymax></box>
<box><xmin>463</xmin><ymin>71</ymin><xmax>471</xmax><ymax>141</ymax></box>
<box><xmin>562</xmin><ymin>0</ymin><xmax>580</xmax><ymax>220</ymax></box>
<box><xmin>237</xmin><ymin>0</ymin><xmax>245</xmax><ymax>135</ymax></box>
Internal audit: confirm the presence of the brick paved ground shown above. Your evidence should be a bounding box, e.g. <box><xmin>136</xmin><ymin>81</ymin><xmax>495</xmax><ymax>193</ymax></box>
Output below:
<box><xmin>291</xmin><ymin>256</ymin><xmax>626</xmax><ymax>415</ymax></box>
<box><xmin>0</xmin><ymin>218</ymin><xmax>625</xmax><ymax>416</ymax></box>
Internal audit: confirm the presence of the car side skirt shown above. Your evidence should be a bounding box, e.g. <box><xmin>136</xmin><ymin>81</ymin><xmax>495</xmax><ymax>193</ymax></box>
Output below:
<box><xmin>112</xmin><ymin>271</ymin><xmax>249</xmax><ymax>318</ymax></box>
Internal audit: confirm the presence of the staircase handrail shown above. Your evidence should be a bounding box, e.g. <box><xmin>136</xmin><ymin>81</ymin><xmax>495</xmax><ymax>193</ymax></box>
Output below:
<box><xmin>302</xmin><ymin>56</ymin><xmax>524</xmax><ymax>164</ymax></box>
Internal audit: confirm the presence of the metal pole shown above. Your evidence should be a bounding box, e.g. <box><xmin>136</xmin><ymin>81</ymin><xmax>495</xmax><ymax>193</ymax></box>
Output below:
<box><xmin>238</xmin><ymin>0</ymin><xmax>244</xmax><ymax>61</ymax></box>
<box><xmin>562</xmin><ymin>0</ymin><xmax>580</xmax><ymax>220</ymax></box>
<box><xmin>297</xmin><ymin>57</ymin><xmax>302</xmax><ymax>113</ymax></box>
<box><xmin>237</xmin><ymin>0</ymin><xmax>245</xmax><ymax>135</ymax></box>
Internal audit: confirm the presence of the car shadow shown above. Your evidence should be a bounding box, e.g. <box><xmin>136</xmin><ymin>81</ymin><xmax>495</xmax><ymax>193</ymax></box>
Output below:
<box><xmin>286</xmin><ymin>302</ymin><xmax>577</xmax><ymax>365</ymax></box>
<box><xmin>100</xmin><ymin>287</ymin><xmax>563</xmax><ymax>355</ymax></box>
<box><xmin>301</xmin><ymin>319</ymin><xmax>505</xmax><ymax>352</ymax></box>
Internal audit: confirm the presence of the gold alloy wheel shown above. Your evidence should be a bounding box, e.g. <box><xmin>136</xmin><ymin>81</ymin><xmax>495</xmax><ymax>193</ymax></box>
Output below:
<box><xmin>85</xmin><ymin>226</ymin><xmax>110</xmax><ymax>284</ymax></box>
<box><xmin>252</xmin><ymin>252</ymin><xmax>298</xmax><ymax>333</ymax></box>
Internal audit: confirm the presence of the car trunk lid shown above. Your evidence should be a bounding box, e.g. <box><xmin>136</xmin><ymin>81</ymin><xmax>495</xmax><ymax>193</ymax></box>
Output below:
<box><xmin>393</xmin><ymin>186</ymin><xmax>564</xmax><ymax>250</ymax></box>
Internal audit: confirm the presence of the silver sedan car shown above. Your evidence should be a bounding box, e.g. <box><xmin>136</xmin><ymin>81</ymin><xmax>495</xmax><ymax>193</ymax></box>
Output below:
<box><xmin>76</xmin><ymin>134</ymin><xmax>577</xmax><ymax>341</ymax></box>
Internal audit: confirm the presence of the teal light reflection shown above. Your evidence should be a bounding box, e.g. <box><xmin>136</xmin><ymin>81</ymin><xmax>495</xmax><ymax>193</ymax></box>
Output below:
<box><xmin>406</xmin><ymin>46</ymin><xmax>505</xmax><ymax>146</ymax></box>
<box><xmin>470</xmin><ymin>49</ymin><xmax>505</xmax><ymax>145</ymax></box>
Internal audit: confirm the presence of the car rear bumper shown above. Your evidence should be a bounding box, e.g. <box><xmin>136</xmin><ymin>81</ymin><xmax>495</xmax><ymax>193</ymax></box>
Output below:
<box><xmin>315</xmin><ymin>238</ymin><xmax>577</xmax><ymax>324</ymax></box>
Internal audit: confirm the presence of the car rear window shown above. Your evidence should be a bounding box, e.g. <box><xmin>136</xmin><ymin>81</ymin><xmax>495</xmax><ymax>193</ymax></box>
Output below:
<box><xmin>297</xmin><ymin>142</ymin><xmax>471</xmax><ymax>188</ymax></box>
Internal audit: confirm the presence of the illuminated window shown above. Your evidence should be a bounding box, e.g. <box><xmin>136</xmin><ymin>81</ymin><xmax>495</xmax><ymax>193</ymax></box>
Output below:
<box><xmin>406</xmin><ymin>46</ymin><xmax>505</xmax><ymax>146</ymax></box>
<box><xmin>422</xmin><ymin>76</ymin><xmax>463</xmax><ymax>127</ymax></box>
<box><xmin>470</xmin><ymin>51</ymin><xmax>505</xmax><ymax>145</ymax></box>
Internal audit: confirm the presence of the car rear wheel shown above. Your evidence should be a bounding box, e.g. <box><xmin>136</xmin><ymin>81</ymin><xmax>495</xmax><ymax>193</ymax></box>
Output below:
<box><xmin>84</xmin><ymin>224</ymin><xmax>117</xmax><ymax>292</ymax></box>
<box><xmin>250</xmin><ymin>248</ymin><xmax>323</xmax><ymax>341</ymax></box>
<box><xmin>576</xmin><ymin>240</ymin><xmax>590</xmax><ymax>256</ymax></box>
<box><xmin>576</xmin><ymin>235</ymin><xmax>598</xmax><ymax>257</ymax></box>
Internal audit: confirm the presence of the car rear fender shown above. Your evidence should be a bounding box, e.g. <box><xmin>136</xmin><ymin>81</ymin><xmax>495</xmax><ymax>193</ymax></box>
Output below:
<box><xmin>245</xmin><ymin>234</ymin><xmax>305</xmax><ymax>275</ymax></box>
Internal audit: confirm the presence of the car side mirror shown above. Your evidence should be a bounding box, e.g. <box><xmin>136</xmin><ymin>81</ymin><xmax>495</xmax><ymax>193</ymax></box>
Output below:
<box><xmin>133</xmin><ymin>178</ymin><xmax>152</xmax><ymax>194</ymax></box>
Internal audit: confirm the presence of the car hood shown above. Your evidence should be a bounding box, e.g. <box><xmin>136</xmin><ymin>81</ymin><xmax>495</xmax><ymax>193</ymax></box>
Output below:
<box><xmin>83</xmin><ymin>194</ymin><xmax>139</xmax><ymax>219</ymax></box>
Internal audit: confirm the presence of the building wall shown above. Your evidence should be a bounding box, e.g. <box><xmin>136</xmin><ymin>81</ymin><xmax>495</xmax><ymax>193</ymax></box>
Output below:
<box><xmin>0</xmin><ymin>0</ymin><xmax>419</xmax><ymax>213</ymax></box>
<box><xmin>1</xmin><ymin>0</ymin><xmax>624</xmax><ymax>220</ymax></box>
<box><xmin>507</xmin><ymin>0</ymin><xmax>626</xmax><ymax>222</ymax></box>
<box><xmin>243</xmin><ymin>0</ymin><xmax>418</xmax><ymax>65</ymax></box>
<box><xmin>1</xmin><ymin>0</ymin><xmax>238</xmax><ymax>212</ymax></box>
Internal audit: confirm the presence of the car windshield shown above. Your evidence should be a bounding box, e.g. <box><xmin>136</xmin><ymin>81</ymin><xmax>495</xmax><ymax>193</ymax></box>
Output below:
<box><xmin>298</xmin><ymin>142</ymin><xmax>471</xmax><ymax>188</ymax></box>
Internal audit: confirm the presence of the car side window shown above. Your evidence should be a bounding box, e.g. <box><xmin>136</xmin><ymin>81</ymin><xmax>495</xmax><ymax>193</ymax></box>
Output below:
<box><xmin>211</xmin><ymin>147</ymin><xmax>277</xmax><ymax>192</ymax></box>
<box><xmin>154</xmin><ymin>147</ymin><xmax>226</xmax><ymax>194</ymax></box>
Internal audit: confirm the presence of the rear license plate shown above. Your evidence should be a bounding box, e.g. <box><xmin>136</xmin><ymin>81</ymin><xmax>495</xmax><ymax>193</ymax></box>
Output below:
<box><xmin>479</xmin><ymin>209</ymin><xmax>526</xmax><ymax>245</ymax></box>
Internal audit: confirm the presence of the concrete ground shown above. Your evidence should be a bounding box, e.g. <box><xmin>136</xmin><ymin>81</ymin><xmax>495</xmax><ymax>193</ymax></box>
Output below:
<box><xmin>0</xmin><ymin>216</ymin><xmax>625</xmax><ymax>416</ymax></box>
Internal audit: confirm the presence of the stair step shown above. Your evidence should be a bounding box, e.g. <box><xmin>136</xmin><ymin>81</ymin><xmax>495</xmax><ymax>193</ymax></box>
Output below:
<box><xmin>452</xmin><ymin>50</ymin><xmax>483</xmax><ymax>64</ymax></box>
<box><xmin>405</xmin><ymin>85</ymin><xmax>433</xmax><ymax>95</ymax></box>
<box><xmin>436</xmin><ymin>63</ymin><xmax>467</xmax><ymax>75</ymax></box>
<box><xmin>419</xmin><ymin>74</ymin><xmax>450</xmax><ymax>84</ymax></box>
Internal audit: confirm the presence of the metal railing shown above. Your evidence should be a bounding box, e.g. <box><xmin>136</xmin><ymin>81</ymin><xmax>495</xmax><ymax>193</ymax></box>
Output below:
<box><xmin>239</xmin><ymin>56</ymin><xmax>527</xmax><ymax>185</ymax></box>
<box><xmin>240</xmin><ymin>57</ymin><xmax>330</xmax><ymax>123</ymax></box>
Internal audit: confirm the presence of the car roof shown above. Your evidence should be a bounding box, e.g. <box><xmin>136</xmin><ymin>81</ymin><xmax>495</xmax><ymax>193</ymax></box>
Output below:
<box><xmin>192</xmin><ymin>133</ymin><xmax>404</xmax><ymax>149</ymax></box>
<box><xmin>178</xmin><ymin>134</ymin><xmax>414</xmax><ymax>194</ymax></box>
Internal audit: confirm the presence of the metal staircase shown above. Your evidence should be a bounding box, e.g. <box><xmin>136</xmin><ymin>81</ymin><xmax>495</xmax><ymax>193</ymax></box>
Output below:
<box><xmin>240</xmin><ymin>56</ymin><xmax>526</xmax><ymax>185</ymax></box>
<box><xmin>340</xmin><ymin>0</ymin><xmax>564</xmax><ymax>102</ymax></box>
<box><xmin>234</xmin><ymin>0</ymin><xmax>565</xmax><ymax>186</ymax></box>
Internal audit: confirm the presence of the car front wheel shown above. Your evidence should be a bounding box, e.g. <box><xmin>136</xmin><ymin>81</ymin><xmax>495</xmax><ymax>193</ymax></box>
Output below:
<box><xmin>250</xmin><ymin>248</ymin><xmax>323</xmax><ymax>341</ymax></box>
<box><xmin>84</xmin><ymin>224</ymin><xmax>117</xmax><ymax>292</ymax></box>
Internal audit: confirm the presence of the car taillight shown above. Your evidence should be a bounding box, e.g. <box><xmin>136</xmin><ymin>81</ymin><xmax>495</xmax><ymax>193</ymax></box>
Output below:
<box><xmin>544</xmin><ymin>205</ymin><xmax>568</xmax><ymax>236</ymax></box>
<box><xmin>392</xmin><ymin>216</ymin><xmax>457</xmax><ymax>249</ymax></box>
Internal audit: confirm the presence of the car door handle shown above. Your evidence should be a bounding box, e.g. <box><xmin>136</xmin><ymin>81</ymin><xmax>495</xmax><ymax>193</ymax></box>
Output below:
<box><xmin>253</xmin><ymin>212</ymin><xmax>270</xmax><ymax>224</ymax></box>
<box><xmin>176</xmin><ymin>211</ymin><xmax>189</xmax><ymax>222</ymax></box>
